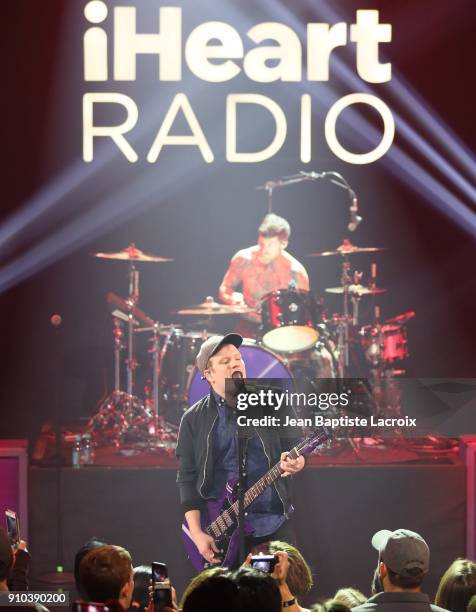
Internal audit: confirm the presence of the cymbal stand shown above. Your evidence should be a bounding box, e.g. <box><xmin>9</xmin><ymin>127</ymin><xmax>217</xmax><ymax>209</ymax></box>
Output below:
<box><xmin>350</xmin><ymin>271</ymin><xmax>363</xmax><ymax>327</ymax></box>
<box><xmin>149</xmin><ymin>323</ymin><xmax>160</xmax><ymax>422</ymax></box>
<box><xmin>336</xmin><ymin>257</ymin><xmax>352</xmax><ymax>378</ymax></box>
<box><xmin>112</xmin><ymin>317</ymin><xmax>124</xmax><ymax>394</ymax></box>
<box><xmin>125</xmin><ymin>262</ymin><xmax>140</xmax><ymax>396</ymax></box>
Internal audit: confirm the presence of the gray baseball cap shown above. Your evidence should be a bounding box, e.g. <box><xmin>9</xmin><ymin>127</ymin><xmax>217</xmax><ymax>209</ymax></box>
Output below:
<box><xmin>196</xmin><ymin>333</ymin><xmax>243</xmax><ymax>374</ymax></box>
<box><xmin>372</xmin><ymin>529</ymin><xmax>430</xmax><ymax>577</ymax></box>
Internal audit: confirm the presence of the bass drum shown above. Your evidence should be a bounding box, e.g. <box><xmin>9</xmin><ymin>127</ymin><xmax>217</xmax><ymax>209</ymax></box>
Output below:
<box><xmin>187</xmin><ymin>339</ymin><xmax>293</xmax><ymax>407</ymax></box>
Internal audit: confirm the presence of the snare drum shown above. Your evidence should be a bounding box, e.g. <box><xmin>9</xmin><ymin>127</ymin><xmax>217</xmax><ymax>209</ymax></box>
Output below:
<box><xmin>187</xmin><ymin>340</ymin><xmax>293</xmax><ymax>406</ymax></box>
<box><xmin>260</xmin><ymin>289</ymin><xmax>321</xmax><ymax>353</ymax></box>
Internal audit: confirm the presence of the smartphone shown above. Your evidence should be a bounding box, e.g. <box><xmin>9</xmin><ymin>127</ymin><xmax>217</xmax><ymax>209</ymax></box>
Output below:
<box><xmin>250</xmin><ymin>554</ymin><xmax>277</xmax><ymax>574</ymax></box>
<box><xmin>151</xmin><ymin>562</ymin><xmax>172</xmax><ymax>611</ymax></box>
<box><xmin>5</xmin><ymin>510</ymin><xmax>20</xmax><ymax>548</ymax></box>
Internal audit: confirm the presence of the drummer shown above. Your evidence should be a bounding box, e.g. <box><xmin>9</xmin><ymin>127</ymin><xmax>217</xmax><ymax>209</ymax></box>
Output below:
<box><xmin>219</xmin><ymin>213</ymin><xmax>310</xmax><ymax>338</ymax></box>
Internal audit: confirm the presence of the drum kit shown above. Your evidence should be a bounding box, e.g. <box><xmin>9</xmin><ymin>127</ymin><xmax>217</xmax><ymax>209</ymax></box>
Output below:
<box><xmin>86</xmin><ymin>238</ymin><xmax>415</xmax><ymax>449</ymax></box>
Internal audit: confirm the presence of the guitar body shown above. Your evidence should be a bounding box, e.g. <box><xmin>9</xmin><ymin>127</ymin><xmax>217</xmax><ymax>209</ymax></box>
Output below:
<box><xmin>181</xmin><ymin>479</ymin><xmax>254</xmax><ymax>571</ymax></box>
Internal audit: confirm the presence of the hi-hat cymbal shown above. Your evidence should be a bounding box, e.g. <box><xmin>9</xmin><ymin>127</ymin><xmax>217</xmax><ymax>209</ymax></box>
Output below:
<box><xmin>93</xmin><ymin>243</ymin><xmax>174</xmax><ymax>262</ymax></box>
<box><xmin>174</xmin><ymin>298</ymin><xmax>256</xmax><ymax>316</ymax></box>
<box><xmin>308</xmin><ymin>239</ymin><xmax>384</xmax><ymax>257</ymax></box>
<box><xmin>325</xmin><ymin>284</ymin><xmax>386</xmax><ymax>296</ymax></box>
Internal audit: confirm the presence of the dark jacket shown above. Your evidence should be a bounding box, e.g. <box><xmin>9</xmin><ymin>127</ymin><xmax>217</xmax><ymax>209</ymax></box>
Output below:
<box><xmin>176</xmin><ymin>392</ymin><xmax>300</xmax><ymax>515</ymax></box>
<box><xmin>352</xmin><ymin>592</ymin><xmax>450</xmax><ymax>612</ymax></box>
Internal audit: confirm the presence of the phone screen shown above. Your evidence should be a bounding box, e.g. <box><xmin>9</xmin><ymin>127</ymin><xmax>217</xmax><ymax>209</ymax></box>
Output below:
<box><xmin>5</xmin><ymin>511</ymin><xmax>19</xmax><ymax>546</ymax></box>
<box><xmin>151</xmin><ymin>562</ymin><xmax>168</xmax><ymax>583</ymax></box>
<box><xmin>151</xmin><ymin>562</ymin><xmax>171</xmax><ymax>611</ymax></box>
<box><xmin>250</xmin><ymin>554</ymin><xmax>276</xmax><ymax>574</ymax></box>
<box><xmin>72</xmin><ymin>604</ymin><xmax>112</xmax><ymax>612</ymax></box>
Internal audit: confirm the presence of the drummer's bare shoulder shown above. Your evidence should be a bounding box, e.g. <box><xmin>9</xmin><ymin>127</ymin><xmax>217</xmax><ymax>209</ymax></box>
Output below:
<box><xmin>232</xmin><ymin>246</ymin><xmax>258</xmax><ymax>263</ymax></box>
<box><xmin>281</xmin><ymin>251</ymin><xmax>310</xmax><ymax>287</ymax></box>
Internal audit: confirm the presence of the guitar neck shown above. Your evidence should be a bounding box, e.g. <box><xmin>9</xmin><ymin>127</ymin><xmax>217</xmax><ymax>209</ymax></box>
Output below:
<box><xmin>207</xmin><ymin>446</ymin><xmax>300</xmax><ymax>538</ymax></box>
<box><xmin>244</xmin><ymin>446</ymin><xmax>299</xmax><ymax>507</ymax></box>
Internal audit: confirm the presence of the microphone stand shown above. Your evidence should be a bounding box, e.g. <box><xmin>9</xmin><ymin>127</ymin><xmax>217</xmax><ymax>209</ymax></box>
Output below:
<box><xmin>256</xmin><ymin>170</ymin><xmax>361</xmax><ymax>230</ymax></box>
<box><xmin>40</xmin><ymin>316</ymin><xmax>74</xmax><ymax>588</ymax></box>
<box><xmin>238</xmin><ymin>433</ymin><xmax>250</xmax><ymax>564</ymax></box>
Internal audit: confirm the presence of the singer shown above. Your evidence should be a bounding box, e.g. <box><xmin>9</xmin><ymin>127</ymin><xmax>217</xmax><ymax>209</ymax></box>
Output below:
<box><xmin>175</xmin><ymin>333</ymin><xmax>305</xmax><ymax>567</ymax></box>
<box><xmin>218</xmin><ymin>213</ymin><xmax>309</xmax><ymax>338</ymax></box>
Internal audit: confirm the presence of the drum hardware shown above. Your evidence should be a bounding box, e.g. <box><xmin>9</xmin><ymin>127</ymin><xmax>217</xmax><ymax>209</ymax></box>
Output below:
<box><xmin>157</xmin><ymin>328</ymin><xmax>212</xmax><ymax>414</ymax></box>
<box><xmin>188</xmin><ymin>340</ymin><xmax>293</xmax><ymax>407</ymax></box>
<box><xmin>89</xmin><ymin>245</ymin><xmax>177</xmax><ymax>448</ymax></box>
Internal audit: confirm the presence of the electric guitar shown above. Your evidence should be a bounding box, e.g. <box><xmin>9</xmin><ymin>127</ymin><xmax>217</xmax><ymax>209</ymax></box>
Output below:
<box><xmin>181</xmin><ymin>428</ymin><xmax>330</xmax><ymax>571</ymax></box>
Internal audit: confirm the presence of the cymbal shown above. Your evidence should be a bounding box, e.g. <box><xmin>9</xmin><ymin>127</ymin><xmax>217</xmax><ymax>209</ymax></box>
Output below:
<box><xmin>308</xmin><ymin>239</ymin><xmax>384</xmax><ymax>257</ymax></box>
<box><xmin>174</xmin><ymin>299</ymin><xmax>256</xmax><ymax>316</ymax></box>
<box><xmin>93</xmin><ymin>243</ymin><xmax>173</xmax><ymax>263</ymax></box>
<box><xmin>325</xmin><ymin>284</ymin><xmax>386</xmax><ymax>296</ymax></box>
<box><xmin>386</xmin><ymin>311</ymin><xmax>416</xmax><ymax>325</ymax></box>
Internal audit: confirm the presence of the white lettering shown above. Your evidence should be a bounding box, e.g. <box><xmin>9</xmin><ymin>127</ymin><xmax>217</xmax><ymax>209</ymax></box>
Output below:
<box><xmin>185</xmin><ymin>22</ymin><xmax>243</xmax><ymax>82</ymax></box>
<box><xmin>307</xmin><ymin>23</ymin><xmax>347</xmax><ymax>81</ymax></box>
<box><xmin>83</xmin><ymin>93</ymin><xmax>138</xmax><ymax>162</ymax></box>
<box><xmin>325</xmin><ymin>93</ymin><xmax>395</xmax><ymax>164</ymax></box>
<box><xmin>147</xmin><ymin>94</ymin><xmax>214</xmax><ymax>163</ymax></box>
<box><xmin>114</xmin><ymin>7</ymin><xmax>182</xmax><ymax>81</ymax></box>
<box><xmin>350</xmin><ymin>10</ymin><xmax>392</xmax><ymax>83</ymax></box>
<box><xmin>244</xmin><ymin>23</ymin><xmax>301</xmax><ymax>82</ymax></box>
<box><xmin>226</xmin><ymin>94</ymin><xmax>287</xmax><ymax>163</ymax></box>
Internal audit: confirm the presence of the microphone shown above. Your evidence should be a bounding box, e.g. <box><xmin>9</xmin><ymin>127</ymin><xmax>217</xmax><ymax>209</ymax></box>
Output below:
<box><xmin>50</xmin><ymin>314</ymin><xmax>63</xmax><ymax>328</ymax></box>
<box><xmin>348</xmin><ymin>196</ymin><xmax>362</xmax><ymax>232</ymax></box>
<box><xmin>232</xmin><ymin>370</ymin><xmax>246</xmax><ymax>394</ymax></box>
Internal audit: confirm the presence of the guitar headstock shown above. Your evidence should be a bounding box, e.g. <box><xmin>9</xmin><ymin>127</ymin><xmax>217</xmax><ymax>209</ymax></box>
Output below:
<box><xmin>296</xmin><ymin>427</ymin><xmax>332</xmax><ymax>457</ymax></box>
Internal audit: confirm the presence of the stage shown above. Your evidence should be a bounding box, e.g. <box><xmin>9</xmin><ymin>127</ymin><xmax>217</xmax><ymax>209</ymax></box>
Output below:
<box><xmin>29</xmin><ymin>460</ymin><xmax>466</xmax><ymax>604</ymax></box>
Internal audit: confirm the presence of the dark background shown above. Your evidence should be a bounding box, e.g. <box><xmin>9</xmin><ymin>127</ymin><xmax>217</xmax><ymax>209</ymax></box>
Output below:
<box><xmin>1</xmin><ymin>0</ymin><xmax>475</xmax><ymax>438</ymax></box>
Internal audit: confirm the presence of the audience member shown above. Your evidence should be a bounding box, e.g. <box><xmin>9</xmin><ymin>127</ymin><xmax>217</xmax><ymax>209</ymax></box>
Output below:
<box><xmin>324</xmin><ymin>602</ymin><xmax>352</xmax><ymax>612</ymax></box>
<box><xmin>435</xmin><ymin>559</ymin><xmax>476</xmax><ymax>612</ymax></box>
<box><xmin>351</xmin><ymin>529</ymin><xmax>450</xmax><ymax>612</ymax></box>
<box><xmin>129</xmin><ymin>565</ymin><xmax>152</xmax><ymax>612</ymax></box>
<box><xmin>0</xmin><ymin>528</ymin><xmax>31</xmax><ymax>592</ymax></box>
<box><xmin>79</xmin><ymin>545</ymin><xmax>134</xmax><ymax>610</ymax></box>
<box><xmin>333</xmin><ymin>588</ymin><xmax>367</xmax><ymax>608</ymax></box>
<box><xmin>232</xmin><ymin>566</ymin><xmax>281</xmax><ymax>612</ymax></box>
<box><xmin>0</xmin><ymin>528</ymin><xmax>48</xmax><ymax>612</ymax></box>
<box><xmin>467</xmin><ymin>595</ymin><xmax>476</xmax><ymax>612</ymax></box>
<box><xmin>180</xmin><ymin>567</ymin><xmax>230</xmax><ymax>610</ymax></box>
<box><xmin>74</xmin><ymin>537</ymin><xmax>108</xmax><ymax>600</ymax></box>
<box><xmin>252</xmin><ymin>540</ymin><xmax>313</xmax><ymax>609</ymax></box>
<box><xmin>181</xmin><ymin>567</ymin><xmax>237</xmax><ymax>612</ymax></box>
<box><xmin>370</xmin><ymin>566</ymin><xmax>384</xmax><ymax>596</ymax></box>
